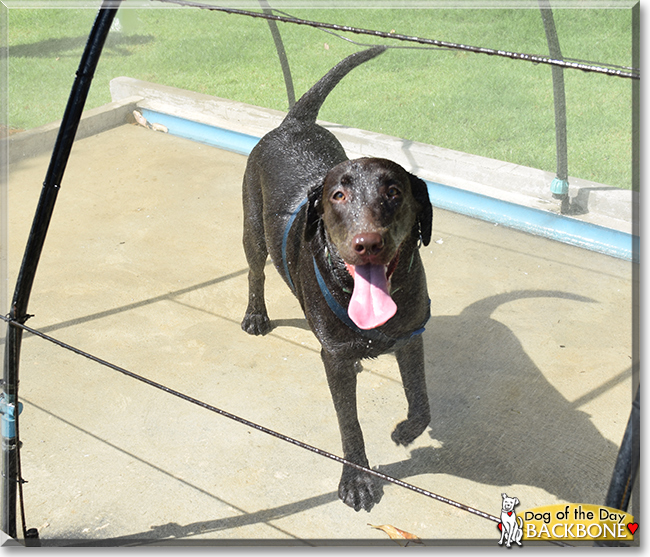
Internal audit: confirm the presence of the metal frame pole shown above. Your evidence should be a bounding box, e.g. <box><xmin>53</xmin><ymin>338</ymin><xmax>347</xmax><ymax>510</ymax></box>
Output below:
<box><xmin>604</xmin><ymin>387</ymin><xmax>640</xmax><ymax>513</ymax></box>
<box><xmin>594</xmin><ymin>387</ymin><xmax>640</xmax><ymax>547</ymax></box>
<box><xmin>258</xmin><ymin>0</ymin><xmax>296</xmax><ymax>109</ymax></box>
<box><xmin>539</xmin><ymin>0</ymin><xmax>569</xmax><ymax>201</ymax></box>
<box><xmin>2</xmin><ymin>1</ymin><xmax>121</xmax><ymax>540</ymax></box>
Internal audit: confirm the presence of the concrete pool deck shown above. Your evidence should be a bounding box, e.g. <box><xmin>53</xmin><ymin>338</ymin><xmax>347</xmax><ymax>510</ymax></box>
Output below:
<box><xmin>1</xmin><ymin>103</ymin><xmax>639</xmax><ymax>546</ymax></box>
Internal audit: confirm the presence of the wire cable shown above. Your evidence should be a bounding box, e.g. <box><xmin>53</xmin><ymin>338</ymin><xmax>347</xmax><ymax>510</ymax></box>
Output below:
<box><xmin>1</xmin><ymin>315</ymin><xmax>496</xmax><ymax>523</ymax></box>
<box><xmin>154</xmin><ymin>0</ymin><xmax>639</xmax><ymax>80</ymax></box>
<box><xmin>1</xmin><ymin>315</ymin><xmax>576</xmax><ymax>546</ymax></box>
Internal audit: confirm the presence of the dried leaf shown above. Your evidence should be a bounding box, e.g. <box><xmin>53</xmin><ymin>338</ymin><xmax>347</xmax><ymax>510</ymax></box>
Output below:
<box><xmin>369</xmin><ymin>523</ymin><xmax>423</xmax><ymax>545</ymax></box>
<box><xmin>133</xmin><ymin>110</ymin><xmax>148</xmax><ymax>128</ymax></box>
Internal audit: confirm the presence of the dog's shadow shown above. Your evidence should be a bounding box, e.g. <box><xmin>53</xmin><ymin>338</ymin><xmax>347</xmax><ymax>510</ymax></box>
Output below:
<box><xmin>376</xmin><ymin>289</ymin><xmax>622</xmax><ymax>505</ymax></box>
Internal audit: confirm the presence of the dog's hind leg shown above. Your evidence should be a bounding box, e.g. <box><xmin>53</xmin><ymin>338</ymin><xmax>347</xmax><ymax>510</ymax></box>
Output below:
<box><xmin>241</xmin><ymin>170</ymin><xmax>272</xmax><ymax>336</ymax></box>
<box><xmin>391</xmin><ymin>335</ymin><xmax>431</xmax><ymax>446</ymax></box>
<box><xmin>322</xmin><ymin>349</ymin><xmax>380</xmax><ymax>512</ymax></box>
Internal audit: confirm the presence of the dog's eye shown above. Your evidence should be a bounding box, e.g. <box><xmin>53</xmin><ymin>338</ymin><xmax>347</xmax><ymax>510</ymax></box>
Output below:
<box><xmin>331</xmin><ymin>191</ymin><xmax>346</xmax><ymax>202</ymax></box>
<box><xmin>386</xmin><ymin>186</ymin><xmax>402</xmax><ymax>199</ymax></box>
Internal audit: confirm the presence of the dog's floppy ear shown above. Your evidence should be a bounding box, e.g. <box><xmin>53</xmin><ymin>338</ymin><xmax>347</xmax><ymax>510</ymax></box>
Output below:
<box><xmin>409</xmin><ymin>173</ymin><xmax>432</xmax><ymax>246</ymax></box>
<box><xmin>304</xmin><ymin>182</ymin><xmax>323</xmax><ymax>242</ymax></box>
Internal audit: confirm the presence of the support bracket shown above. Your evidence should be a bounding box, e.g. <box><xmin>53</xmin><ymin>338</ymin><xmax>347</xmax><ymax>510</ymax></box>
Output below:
<box><xmin>0</xmin><ymin>394</ymin><xmax>23</xmax><ymax>442</ymax></box>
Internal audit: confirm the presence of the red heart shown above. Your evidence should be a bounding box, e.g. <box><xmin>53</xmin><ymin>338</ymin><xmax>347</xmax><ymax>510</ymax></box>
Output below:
<box><xmin>497</xmin><ymin>523</ymin><xmax>503</xmax><ymax>531</ymax></box>
<box><xmin>627</xmin><ymin>523</ymin><xmax>638</xmax><ymax>535</ymax></box>
<box><xmin>508</xmin><ymin>512</ymin><xmax>513</xmax><ymax>516</ymax></box>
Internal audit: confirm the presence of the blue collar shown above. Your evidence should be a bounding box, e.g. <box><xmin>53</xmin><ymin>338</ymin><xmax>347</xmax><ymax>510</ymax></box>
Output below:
<box><xmin>281</xmin><ymin>196</ymin><xmax>429</xmax><ymax>345</ymax></box>
<box><xmin>281</xmin><ymin>197</ymin><xmax>309</xmax><ymax>293</ymax></box>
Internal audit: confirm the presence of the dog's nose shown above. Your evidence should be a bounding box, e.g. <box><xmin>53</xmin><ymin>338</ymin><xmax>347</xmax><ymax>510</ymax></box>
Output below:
<box><xmin>352</xmin><ymin>233</ymin><xmax>384</xmax><ymax>257</ymax></box>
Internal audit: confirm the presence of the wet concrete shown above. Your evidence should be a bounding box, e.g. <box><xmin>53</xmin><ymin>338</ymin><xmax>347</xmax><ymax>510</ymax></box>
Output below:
<box><xmin>3</xmin><ymin>123</ymin><xmax>637</xmax><ymax>546</ymax></box>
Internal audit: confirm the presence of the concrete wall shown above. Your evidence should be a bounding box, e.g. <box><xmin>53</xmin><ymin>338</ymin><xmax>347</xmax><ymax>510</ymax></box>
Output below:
<box><xmin>108</xmin><ymin>77</ymin><xmax>636</xmax><ymax>236</ymax></box>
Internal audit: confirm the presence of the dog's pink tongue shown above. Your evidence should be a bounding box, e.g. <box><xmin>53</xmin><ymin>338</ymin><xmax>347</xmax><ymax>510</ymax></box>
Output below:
<box><xmin>348</xmin><ymin>264</ymin><xmax>397</xmax><ymax>330</ymax></box>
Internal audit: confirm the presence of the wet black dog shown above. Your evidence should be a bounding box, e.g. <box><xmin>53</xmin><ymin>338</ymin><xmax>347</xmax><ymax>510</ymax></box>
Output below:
<box><xmin>241</xmin><ymin>47</ymin><xmax>433</xmax><ymax>512</ymax></box>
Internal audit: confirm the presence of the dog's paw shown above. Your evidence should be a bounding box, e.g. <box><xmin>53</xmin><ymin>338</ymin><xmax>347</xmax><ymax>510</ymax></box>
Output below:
<box><xmin>241</xmin><ymin>313</ymin><xmax>272</xmax><ymax>336</ymax></box>
<box><xmin>391</xmin><ymin>415</ymin><xmax>429</xmax><ymax>446</ymax></box>
<box><xmin>338</xmin><ymin>466</ymin><xmax>380</xmax><ymax>512</ymax></box>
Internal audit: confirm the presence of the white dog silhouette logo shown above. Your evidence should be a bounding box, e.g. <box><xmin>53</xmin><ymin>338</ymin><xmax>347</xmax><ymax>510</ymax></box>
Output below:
<box><xmin>498</xmin><ymin>493</ymin><xmax>524</xmax><ymax>547</ymax></box>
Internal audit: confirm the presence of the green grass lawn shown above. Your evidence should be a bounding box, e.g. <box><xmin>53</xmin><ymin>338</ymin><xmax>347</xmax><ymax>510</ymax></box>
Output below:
<box><xmin>4</xmin><ymin>3</ymin><xmax>636</xmax><ymax>189</ymax></box>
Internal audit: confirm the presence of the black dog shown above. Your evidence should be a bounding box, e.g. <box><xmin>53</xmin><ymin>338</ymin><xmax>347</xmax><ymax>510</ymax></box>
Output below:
<box><xmin>241</xmin><ymin>47</ymin><xmax>433</xmax><ymax>512</ymax></box>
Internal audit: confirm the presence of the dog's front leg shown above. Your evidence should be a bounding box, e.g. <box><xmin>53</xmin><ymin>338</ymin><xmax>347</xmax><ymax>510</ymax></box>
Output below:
<box><xmin>241</xmin><ymin>175</ymin><xmax>272</xmax><ymax>336</ymax></box>
<box><xmin>391</xmin><ymin>335</ymin><xmax>430</xmax><ymax>446</ymax></box>
<box><xmin>503</xmin><ymin>521</ymin><xmax>517</xmax><ymax>547</ymax></box>
<box><xmin>506</xmin><ymin>527</ymin><xmax>513</xmax><ymax>548</ymax></box>
<box><xmin>322</xmin><ymin>349</ymin><xmax>379</xmax><ymax>512</ymax></box>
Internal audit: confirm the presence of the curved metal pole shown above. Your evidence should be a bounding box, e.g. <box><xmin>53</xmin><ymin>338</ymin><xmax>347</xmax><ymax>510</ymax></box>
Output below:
<box><xmin>2</xmin><ymin>1</ymin><xmax>121</xmax><ymax>541</ymax></box>
<box><xmin>594</xmin><ymin>386</ymin><xmax>639</xmax><ymax>547</ymax></box>
<box><xmin>604</xmin><ymin>387</ymin><xmax>640</xmax><ymax>512</ymax></box>
<box><xmin>539</xmin><ymin>0</ymin><xmax>569</xmax><ymax>201</ymax></box>
<box><xmin>258</xmin><ymin>0</ymin><xmax>296</xmax><ymax>109</ymax></box>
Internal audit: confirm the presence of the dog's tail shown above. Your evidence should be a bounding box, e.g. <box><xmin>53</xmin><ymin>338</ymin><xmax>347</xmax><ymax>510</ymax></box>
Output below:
<box><xmin>285</xmin><ymin>45</ymin><xmax>387</xmax><ymax>125</ymax></box>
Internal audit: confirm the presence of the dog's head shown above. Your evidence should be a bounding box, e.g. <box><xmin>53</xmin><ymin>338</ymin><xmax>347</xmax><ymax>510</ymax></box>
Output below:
<box><xmin>501</xmin><ymin>493</ymin><xmax>520</xmax><ymax>512</ymax></box>
<box><xmin>305</xmin><ymin>158</ymin><xmax>432</xmax><ymax>330</ymax></box>
<box><xmin>306</xmin><ymin>158</ymin><xmax>432</xmax><ymax>250</ymax></box>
